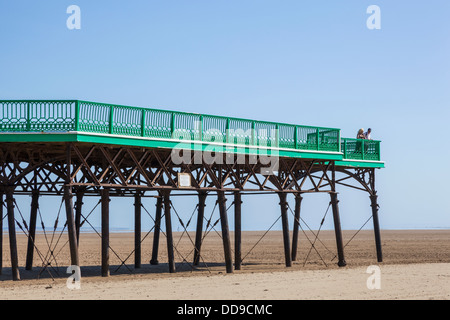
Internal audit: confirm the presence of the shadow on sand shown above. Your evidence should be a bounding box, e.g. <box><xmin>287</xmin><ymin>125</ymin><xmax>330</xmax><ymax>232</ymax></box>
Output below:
<box><xmin>0</xmin><ymin>261</ymin><xmax>242</xmax><ymax>281</ymax></box>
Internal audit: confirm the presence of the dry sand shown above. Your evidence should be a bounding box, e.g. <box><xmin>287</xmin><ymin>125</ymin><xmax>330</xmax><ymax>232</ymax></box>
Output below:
<box><xmin>0</xmin><ymin>230</ymin><xmax>449</xmax><ymax>300</ymax></box>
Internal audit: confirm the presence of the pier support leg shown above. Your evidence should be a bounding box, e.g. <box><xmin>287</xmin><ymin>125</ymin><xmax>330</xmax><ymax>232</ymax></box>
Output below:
<box><xmin>193</xmin><ymin>192</ymin><xmax>207</xmax><ymax>266</ymax></box>
<box><xmin>234</xmin><ymin>191</ymin><xmax>242</xmax><ymax>270</ymax></box>
<box><xmin>370</xmin><ymin>194</ymin><xmax>383</xmax><ymax>263</ymax></box>
<box><xmin>278</xmin><ymin>192</ymin><xmax>292</xmax><ymax>267</ymax></box>
<box><xmin>6</xmin><ymin>188</ymin><xmax>20</xmax><ymax>281</ymax></box>
<box><xmin>134</xmin><ymin>193</ymin><xmax>142</xmax><ymax>269</ymax></box>
<box><xmin>150</xmin><ymin>194</ymin><xmax>163</xmax><ymax>265</ymax></box>
<box><xmin>217</xmin><ymin>191</ymin><xmax>233</xmax><ymax>273</ymax></box>
<box><xmin>25</xmin><ymin>191</ymin><xmax>39</xmax><ymax>271</ymax></box>
<box><xmin>330</xmin><ymin>192</ymin><xmax>346</xmax><ymax>267</ymax></box>
<box><xmin>0</xmin><ymin>192</ymin><xmax>3</xmax><ymax>275</ymax></box>
<box><xmin>101</xmin><ymin>189</ymin><xmax>110</xmax><ymax>277</ymax></box>
<box><xmin>64</xmin><ymin>186</ymin><xmax>80</xmax><ymax>268</ymax></box>
<box><xmin>75</xmin><ymin>190</ymin><xmax>84</xmax><ymax>246</ymax></box>
<box><xmin>163</xmin><ymin>191</ymin><xmax>175</xmax><ymax>273</ymax></box>
<box><xmin>291</xmin><ymin>193</ymin><xmax>303</xmax><ymax>261</ymax></box>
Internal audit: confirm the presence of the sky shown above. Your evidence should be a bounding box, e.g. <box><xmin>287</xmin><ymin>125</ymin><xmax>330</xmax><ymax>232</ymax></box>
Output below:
<box><xmin>1</xmin><ymin>0</ymin><xmax>450</xmax><ymax>234</ymax></box>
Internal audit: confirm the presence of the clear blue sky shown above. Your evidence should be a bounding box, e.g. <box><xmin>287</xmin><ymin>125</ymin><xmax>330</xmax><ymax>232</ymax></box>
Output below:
<box><xmin>1</xmin><ymin>0</ymin><xmax>449</xmax><ymax>232</ymax></box>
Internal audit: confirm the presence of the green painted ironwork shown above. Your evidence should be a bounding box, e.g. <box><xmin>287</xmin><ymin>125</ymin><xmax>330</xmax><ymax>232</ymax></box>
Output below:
<box><xmin>0</xmin><ymin>100</ymin><xmax>76</xmax><ymax>132</ymax></box>
<box><xmin>0</xmin><ymin>100</ymin><xmax>381</xmax><ymax>162</ymax></box>
<box><xmin>341</xmin><ymin>138</ymin><xmax>381</xmax><ymax>161</ymax></box>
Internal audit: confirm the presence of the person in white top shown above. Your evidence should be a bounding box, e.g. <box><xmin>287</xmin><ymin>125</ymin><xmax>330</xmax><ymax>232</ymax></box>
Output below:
<box><xmin>364</xmin><ymin>128</ymin><xmax>372</xmax><ymax>140</ymax></box>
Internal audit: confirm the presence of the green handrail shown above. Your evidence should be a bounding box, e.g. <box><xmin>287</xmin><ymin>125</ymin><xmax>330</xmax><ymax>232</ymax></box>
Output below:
<box><xmin>341</xmin><ymin>138</ymin><xmax>381</xmax><ymax>161</ymax></box>
<box><xmin>0</xmin><ymin>100</ymin><xmax>381</xmax><ymax>161</ymax></box>
<box><xmin>0</xmin><ymin>100</ymin><xmax>77</xmax><ymax>132</ymax></box>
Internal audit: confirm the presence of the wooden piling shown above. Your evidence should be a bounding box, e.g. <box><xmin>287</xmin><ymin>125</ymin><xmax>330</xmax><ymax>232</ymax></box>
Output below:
<box><xmin>0</xmin><ymin>192</ymin><xmax>3</xmax><ymax>275</ymax></box>
<box><xmin>64</xmin><ymin>186</ymin><xmax>80</xmax><ymax>267</ymax></box>
<box><xmin>25</xmin><ymin>190</ymin><xmax>39</xmax><ymax>270</ymax></box>
<box><xmin>234</xmin><ymin>191</ymin><xmax>242</xmax><ymax>270</ymax></box>
<box><xmin>370</xmin><ymin>194</ymin><xmax>383</xmax><ymax>263</ymax></box>
<box><xmin>163</xmin><ymin>191</ymin><xmax>175</xmax><ymax>273</ymax></box>
<box><xmin>75</xmin><ymin>190</ymin><xmax>84</xmax><ymax>246</ymax></box>
<box><xmin>193</xmin><ymin>192</ymin><xmax>207</xmax><ymax>266</ymax></box>
<box><xmin>134</xmin><ymin>192</ymin><xmax>142</xmax><ymax>269</ymax></box>
<box><xmin>217</xmin><ymin>191</ymin><xmax>233</xmax><ymax>273</ymax></box>
<box><xmin>6</xmin><ymin>188</ymin><xmax>20</xmax><ymax>281</ymax></box>
<box><xmin>291</xmin><ymin>193</ymin><xmax>303</xmax><ymax>261</ymax></box>
<box><xmin>101</xmin><ymin>189</ymin><xmax>110</xmax><ymax>277</ymax></box>
<box><xmin>64</xmin><ymin>144</ymin><xmax>79</xmax><ymax>268</ymax></box>
<box><xmin>330</xmin><ymin>192</ymin><xmax>346</xmax><ymax>267</ymax></box>
<box><xmin>278</xmin><ymin>192</ymin><xmax>292</xmax><ymax>267</ymax></box>
<box><xmin>150</xmin><ymin>194</ymin><xmax>163</xmax><ymax>265</ymax></box>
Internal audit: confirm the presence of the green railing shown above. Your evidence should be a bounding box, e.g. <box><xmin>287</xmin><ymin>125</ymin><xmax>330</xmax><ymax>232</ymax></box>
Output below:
<box><xmin>77</xmin><ymin>100</ymin><xmax>342</xmax><ymax>152</ymax></box>
<box><xmin>341</xmin><ymin>138</ymin><xmax>381</xmax><ymax>161</ymax></box>
<box><xmin>0</xmin><ymin>100</ymin><xmax>76</xmax><ymax>132</ymax></box>
<box><xmin>0</xmin><ymin>100</ymin><xmax>381</xmax><ymax>161</ymax></box>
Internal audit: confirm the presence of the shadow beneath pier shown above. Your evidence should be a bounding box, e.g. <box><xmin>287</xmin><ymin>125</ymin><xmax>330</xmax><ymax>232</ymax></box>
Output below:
<box><xmin>0</xmin><ymin>261</ymin><xmax>232</xmax><ymax>282</ymax></box>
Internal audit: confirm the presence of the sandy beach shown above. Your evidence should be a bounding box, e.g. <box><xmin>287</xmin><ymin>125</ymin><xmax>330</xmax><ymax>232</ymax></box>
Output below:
<box><xmin>1</xmin><ymin>263</ymin><xmax>449</xmax><ymax>300</ymax></box>
<box><xmin>1</xmin><ymin>229</ymin><xmax>449</xmax><ymax>300</ymax></box>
